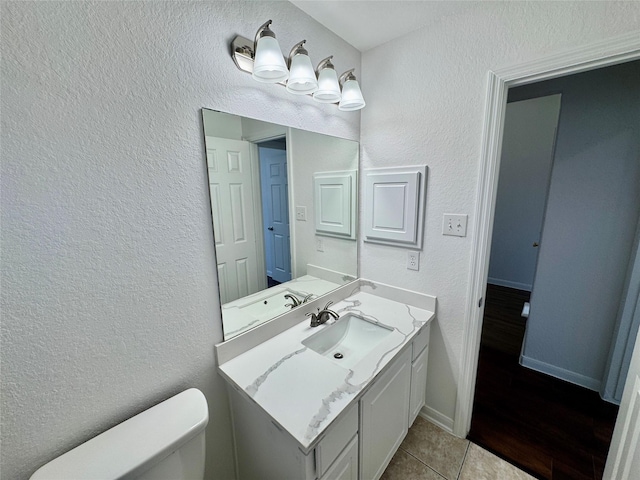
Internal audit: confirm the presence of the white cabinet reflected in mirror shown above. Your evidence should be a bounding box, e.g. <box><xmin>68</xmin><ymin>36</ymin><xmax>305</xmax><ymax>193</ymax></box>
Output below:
<box><xmin>202</xmin><ymin>109</ymin><xmax>358</xmax><ymax>340</ymax></box>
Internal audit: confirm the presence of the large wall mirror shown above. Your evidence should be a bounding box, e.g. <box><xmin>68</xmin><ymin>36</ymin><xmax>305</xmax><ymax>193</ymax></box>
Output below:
<box><xmin>202</xmin><ymin>109</ymin><xmax>359</xmax><ymax>340</ymax></box>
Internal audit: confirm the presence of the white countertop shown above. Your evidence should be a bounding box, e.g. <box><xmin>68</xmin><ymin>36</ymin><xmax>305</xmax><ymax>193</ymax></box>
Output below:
<box><xmin>218</xmin><ymin>282</ymin><xmax>435</xmax><ymax>452</ymax></box>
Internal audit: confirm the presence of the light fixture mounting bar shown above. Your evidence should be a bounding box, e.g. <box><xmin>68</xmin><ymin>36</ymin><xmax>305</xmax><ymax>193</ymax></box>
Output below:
<box><xmin>231</xmin><ymin>35</ymin><xmax>255</xmax><ymax>74</ymax></box>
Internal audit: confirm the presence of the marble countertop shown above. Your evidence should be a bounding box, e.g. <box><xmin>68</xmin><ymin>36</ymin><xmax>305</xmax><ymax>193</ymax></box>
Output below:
<box><xmin>218</xmin><ymin>281</ymin><xmax>435</xmax><ymax>452</ymax></box>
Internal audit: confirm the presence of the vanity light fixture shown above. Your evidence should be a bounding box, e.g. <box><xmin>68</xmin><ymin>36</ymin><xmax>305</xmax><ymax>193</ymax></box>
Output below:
<box><xmin>251</xmin><ymin>20</ymin><xmax>289</xmax><ymax>83</ymax></box>
<box><xmin>230</xmin><ymin>21</ymin><xmax>365</xmax><ymax>110</ymax></box>
<box><xmin>313</xmin><ymin>56</ymin><xmax>342</xmax><ymax>104</ymax></box>
<box><xmin>338</xmin><ymin>69</ymin><xmax>366</xmax><ymax>111</ymax></box>
<box><xmin>286</xmin><ymin>41</ymin><xmax>318</xmax><ymax>95</ymax></box>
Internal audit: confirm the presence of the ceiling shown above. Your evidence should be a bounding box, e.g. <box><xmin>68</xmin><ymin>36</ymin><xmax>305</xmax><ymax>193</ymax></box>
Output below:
<box><xmin>290</xmin><ymin>0</ymin><xmax>475</xmax><ymax>52</ymax></box>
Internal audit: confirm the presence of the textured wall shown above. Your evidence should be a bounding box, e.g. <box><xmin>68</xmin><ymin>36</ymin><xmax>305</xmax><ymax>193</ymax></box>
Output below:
<box><xmin>0</xmin><ymin>2</ymin><xmax>359</xmax><ymax>479</ymax></box>
<box><xmin>360</xmin><ymin>1</ymin><xmax>640</xmax><ymax>426</ymax></box>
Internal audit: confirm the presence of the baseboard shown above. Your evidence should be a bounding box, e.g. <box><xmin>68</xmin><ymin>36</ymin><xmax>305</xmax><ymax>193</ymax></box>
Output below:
<box><xmin>419</xmin><ymin>405</ymin><xmax>454</xmax><ymax>434</ymax></box>
<box><xmin>520</xmin><ymin>355</ymin><xmax>601</xmax><ymax>391</ymax></box>
<box><xmin>487</xmin><ymin>277</ymin><xmax>532</xmax><ymax>292</ymax></box>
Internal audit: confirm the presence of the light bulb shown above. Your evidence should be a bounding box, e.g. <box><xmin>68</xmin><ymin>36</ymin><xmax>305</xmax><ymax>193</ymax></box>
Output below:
<box><xmin>252</xmin><ymin>22</ymin><xmax>288</xmax><ymax>84</ymax></box>
<box><xmin>339</xmin><ymin>79</ymin><xmax>366</xmax><ymax>111</ymax></box>
<box><xmin>313</xmin><ymin>57</ymin><xmax>341</xmax><ymax>103</ymax></box>
<box><xmin>287</xmin><ymin>51</ymin><xmax>318</xmax><ymax>95</ymax></box>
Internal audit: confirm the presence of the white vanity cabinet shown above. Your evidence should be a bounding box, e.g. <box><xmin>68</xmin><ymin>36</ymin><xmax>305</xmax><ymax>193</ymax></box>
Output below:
<box><xmin>229</xmin><ymin>386</ymin><xmax>358</xmax><ymax>480</ymax></box>
<box><xmin>227</xmin><ymin>323</ymin><xmax>431</xmax><ymax>480</ymax></box>
<box><xmin>360</xmin><ymin>347</ymin><xmax>412</xmax><ymax>480</ymax></box>
<box><xmin>409</xmin><ymin>324</ymin><xmax>430</xmax><ymax>426</ymax></box>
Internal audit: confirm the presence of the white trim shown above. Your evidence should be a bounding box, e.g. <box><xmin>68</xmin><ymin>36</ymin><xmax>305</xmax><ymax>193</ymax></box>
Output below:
<box><xmin>285</xmin><ymin>128</ymin><xmax>298</xmax><ymax>277</ymax></box>
<box><xmin>455</xmin><ymin>31</ymin><xmax>640</xmax><ymax>439</ymax></box>
<box><xmin>419</xmin><ymin>405</ymin><xmax>454</xmax><ymax>434</ymax></box>
<box><xmin>249</xmin><ymin>143</ymin><xmax>268</xmax><ymax>292</ymax></box>
<box><xmin>520</xmin><ymin>355</ymin><xmax>602</xmax><ymax>392</ymax></box>
<box><xmin>487</xmin><ymin>277</ymin><xmax>532</xmax><ymax>292</ymax></box>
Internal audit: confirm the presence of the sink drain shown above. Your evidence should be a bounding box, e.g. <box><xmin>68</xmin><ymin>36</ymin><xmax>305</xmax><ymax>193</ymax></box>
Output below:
<box><xmin>333</xmin><ymin>353</ymin><xmax>344</xmax><ymax>359</ymax></box>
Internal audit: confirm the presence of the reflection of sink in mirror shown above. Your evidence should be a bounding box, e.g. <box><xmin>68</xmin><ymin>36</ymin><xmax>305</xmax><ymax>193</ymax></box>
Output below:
<box><xmin>239</xmin><ymin>289</ymin><xmax>304</xmax><ymax>319</ymax></box>
<box><xmin>302</xmin><ymin>314</ymin><xmax>393</xmax><ymax>368</ymax></box>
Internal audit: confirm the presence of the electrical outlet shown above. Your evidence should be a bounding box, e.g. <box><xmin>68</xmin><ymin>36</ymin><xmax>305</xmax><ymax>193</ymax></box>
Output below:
<box><xmin>443</xmin><ymin>214</ymin><xmax>468</xmax><ymax>237</ymax></box>
<box><xmin>407</xmin><ymin>251</ymin><xmax>419</xmax><ymax>271</ymax></box>
<box><xmin>295</xmin><ymin>206</ymin><xmax>306</xmax><ymax>221</ymax></box>
<box><xmin>316</xmin><ymin>238</ymin><xmax>324</xmax><ymax>252</ymax></box>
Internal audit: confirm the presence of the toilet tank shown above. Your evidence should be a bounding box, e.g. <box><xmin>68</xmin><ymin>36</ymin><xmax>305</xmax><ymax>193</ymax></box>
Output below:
<box><xmin>30</xmin><ymin>388</ymin><xmax>209</xmax><ymax>480</ymax></box>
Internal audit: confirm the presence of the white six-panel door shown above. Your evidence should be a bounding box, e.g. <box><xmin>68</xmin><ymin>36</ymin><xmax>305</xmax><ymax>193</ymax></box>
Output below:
<box><xmin>206</xmin><ymin>137</ymin><xmax>262</xmax><ymax>304</ymax></box>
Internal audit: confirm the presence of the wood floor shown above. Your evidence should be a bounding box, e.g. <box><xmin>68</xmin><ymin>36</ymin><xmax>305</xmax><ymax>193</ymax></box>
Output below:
<box><xmin>468</xmin><ymin>284</ymin><xmax>619</xmax><ymax>480</ymax></box>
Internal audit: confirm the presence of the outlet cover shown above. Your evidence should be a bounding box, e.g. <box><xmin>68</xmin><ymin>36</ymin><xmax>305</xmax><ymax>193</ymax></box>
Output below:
<box><xmin>407</xmin><ymin>251</ymin><xmax>419</xmax><ymax>271</ymax></box>
<box><xmin>316</xmin><ymin>238</ymin><xmax>324</xmax><ymax>252</ymax></box>
<box><xmin>443</xmin><ymin>214</ymin><xmax>468</xmax><ymax>237</ymax></box>
<box><xmin>295</xmin><ymin>206</ymin><xmax>307</xmax><ymax>221</ymax></box>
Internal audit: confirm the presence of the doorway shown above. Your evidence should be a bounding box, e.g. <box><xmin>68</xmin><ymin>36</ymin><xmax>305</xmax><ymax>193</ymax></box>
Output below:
<box><xmin>256</xmin><ymin>137</ymin><xmax>292</xmax><ymax>287</ymax></box>
<box><xmin>467</xmin><ymin>60</ymin><xmax>640</xmax><ymax>479</ymax></box>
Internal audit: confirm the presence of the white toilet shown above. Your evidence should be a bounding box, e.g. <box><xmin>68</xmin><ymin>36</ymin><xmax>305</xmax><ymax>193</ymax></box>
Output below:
<box><xmin>30</xmin><ymin>388</ymin><xmax>209</xmax><ymax>480</ymax></box>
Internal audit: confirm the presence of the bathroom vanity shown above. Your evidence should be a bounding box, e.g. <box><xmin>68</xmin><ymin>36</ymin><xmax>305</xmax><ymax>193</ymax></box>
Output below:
<box><xmin>216</xmin><ymin>279</ymin><xmax>435</xmax><ymax>480</ymax></box>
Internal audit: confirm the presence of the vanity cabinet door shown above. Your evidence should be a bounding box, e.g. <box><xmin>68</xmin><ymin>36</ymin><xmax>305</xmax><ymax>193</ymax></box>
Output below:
<box><xmin>360</xmin><ymin>348</ymin><xmax>412</xmax><ymax>480</ymax></box>
<box><xmin>319</xmin><ymin>435</ymin><xmax>358</xmax><ymax>480</ymax></box>
<box><xmin>409</xmin><ymin>345</ymin><xmax>428</xmax><ymax>427</ymax></box>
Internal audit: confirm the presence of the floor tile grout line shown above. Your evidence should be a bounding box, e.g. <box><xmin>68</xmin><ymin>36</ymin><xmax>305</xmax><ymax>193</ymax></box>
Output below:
<box><xmin>398</xmin><ymin>447</ymin><xmax>448</xmax><ymax>480</ymax></box>
<box><xmin>456</xmin><ymin>441</ymin><xmax>471</xmax><ymax>480</ymax></box>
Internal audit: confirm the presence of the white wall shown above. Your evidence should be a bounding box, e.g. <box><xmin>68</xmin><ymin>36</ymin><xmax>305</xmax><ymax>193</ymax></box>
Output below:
<box><xmin>488</xmin><ymin>94</ymin><xmax>561</xmax><ymax>291</ymax></box>
<box><xmin>360</xmin><ymin>1</ymin><xmax>640</xmax><ymax>428</ymax></box>
<box><xmin>203</xmin><ymin>109</ymin><xmax>243</xmax><ymax>140</ymax></box>
<box><xmin>288</xmin><ymin>128</ymin><xmax>359</xmax><ymax>278</ymax></box>
<box><xmin>518</xmin><ymin>61</ymin><xmax>640</xmax><ymax>390</ymax></box>
<box><xmin>240</xmin><ymin>117</ymin><xmax>287</xmax><ymax>142</ymax></box>
<box><xmin>0</xmin><ymin>2</ymin><xmax>359</xmax><ymax>479</ymax></box>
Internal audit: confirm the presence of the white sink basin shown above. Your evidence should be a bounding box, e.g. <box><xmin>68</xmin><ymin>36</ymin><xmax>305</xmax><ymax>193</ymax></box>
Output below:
<box><xmin>239</xmin><ymin>289</ymin><xmax>301</xmax><ymax>319</ymax></box>
<box><xmin>302</xmin><ymin>314</ymin><xmax>393</xmax><ymax>368</ymax></box>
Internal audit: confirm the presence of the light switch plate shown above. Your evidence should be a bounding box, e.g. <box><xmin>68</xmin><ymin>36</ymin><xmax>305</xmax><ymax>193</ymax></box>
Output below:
<box><xmin>296</xmin><ymin>206</ymin><xmax>307</xmax><ymax>221</ymax></box>
<box><xmin>443</xmin><ymin>214</ymin><xmax>468</xmax><ymax>237</ymax></box>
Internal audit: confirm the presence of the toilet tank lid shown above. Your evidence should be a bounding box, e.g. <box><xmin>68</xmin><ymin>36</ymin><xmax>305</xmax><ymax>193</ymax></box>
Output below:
<box><xmin>30</xmin><ymin>388</ymin><xmax>209</xmax><ymax>480</ymax></box>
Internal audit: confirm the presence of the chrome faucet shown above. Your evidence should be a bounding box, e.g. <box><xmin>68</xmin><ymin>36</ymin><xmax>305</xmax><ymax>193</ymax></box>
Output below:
<box><xmin>284</xmin><ymin>293</ymin><xmax>314</xmax><ymax>309</ymax></box>
<box><xmin>306</xmin><ymin>301</ymin><xmax>339</xmax><ymax>327</ymax></box>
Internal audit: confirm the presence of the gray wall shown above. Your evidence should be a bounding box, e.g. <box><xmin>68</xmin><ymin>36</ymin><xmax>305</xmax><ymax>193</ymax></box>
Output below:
<box><xmin>516</xmin><ymin>61</ymin><xmax>640</xmax><ymax>390</ymax></box>
<box><xmin>488</xmin><ymin>94</ymin><xmax>561</xmax><ymax>291</ymax></box>
<box><xmin>0</xmin><ymin>2</ymin><xmax>359</xmax><ymax>479</ymax></box>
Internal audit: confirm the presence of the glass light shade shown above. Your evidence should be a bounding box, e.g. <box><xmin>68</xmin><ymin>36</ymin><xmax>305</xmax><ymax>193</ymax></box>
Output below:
<box><xmin>313</xmin><ymin>67</ymin><xmax>341</xmax><ymax>103</ymax></box>
<box><xmin>338</xmin><ymin>79</ymin><xmax>366</xmax><ymax>111</ymax></box>
<box><xmin>252</xmin><ymin>36</ymin><xmax>289</xmax><ymax>83</ymax></box>
<box><xmin>286</xmin><ymin>54</ymin><xmax>318</xmax><ymax>95</ymax></box>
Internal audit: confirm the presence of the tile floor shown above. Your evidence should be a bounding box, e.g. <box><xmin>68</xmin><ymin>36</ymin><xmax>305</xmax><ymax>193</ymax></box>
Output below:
<box><xmin>381</xmin><ymin>417</ymin><xmax>536</xmax><ymax>480</ymax></box>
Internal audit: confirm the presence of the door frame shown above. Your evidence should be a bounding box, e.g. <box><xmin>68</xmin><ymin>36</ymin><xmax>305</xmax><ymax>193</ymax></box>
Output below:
<box><xmin>454</xmin><ymin>31</ymin><xmax>640</xmax><ymax>440</ymax></box>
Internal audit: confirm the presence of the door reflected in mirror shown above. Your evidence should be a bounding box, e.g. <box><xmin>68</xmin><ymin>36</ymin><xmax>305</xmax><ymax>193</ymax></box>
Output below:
<box><xmin>202</xmin><ymin>109</ymin><xmax>358</xmax><ymax>340</ymax></box>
